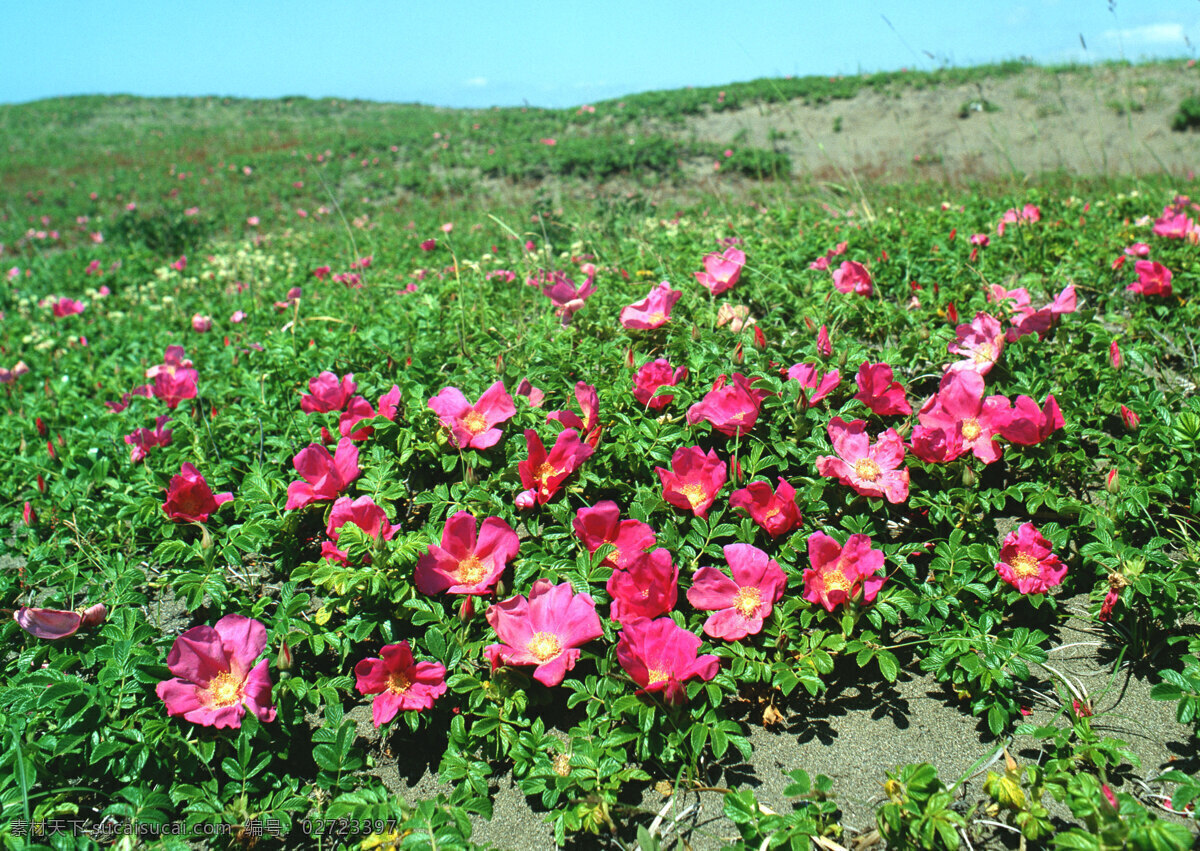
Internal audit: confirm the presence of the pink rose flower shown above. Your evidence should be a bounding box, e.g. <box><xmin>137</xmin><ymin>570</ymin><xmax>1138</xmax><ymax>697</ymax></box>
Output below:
<box><xmin>815</xmin><ymin>417</ymin><xmax>909</xmax><ymax>503</ymax></box>
<box><xmin>484</xmin><ymin>579</ymin><xmax>603</xmax><ymax>686</ymax></box>
<box><xmin>633</xmin><ymin>359</ymin><xmax>687</xmax><ymax>409</ymax></box>
<box><xmin>656</xmin><ymin>446</ymin><xmax>727</xmax><ymax>519</ymax></box>
<box><xmin>415</xmin><ymin>510</ymin><xmax>519</xmax><ymax>596</ymax></box>
<box><xmin>616</xmin><ymin>617</ymin><xmax>719</xmax><ymax>705</ymax></box>
<box><xmin>428</xmin><ymin>380</ymin><xmax>516</xmax><ymax>450</ymax></box>
<box><xmin>354</xmin><ymin>642</ymin><xmax>447</xmax><ymax>726</ymax></box>
<box><xmin>687</xmin><ymin>543</ymin><xmax>786</xmax><ymax>641</ymax></box>
<box><xmin>162</xmin><ymin>463</ymin><xmax>232</xmax><ymax>522</ymax></box>
<box><xmin>803</xmin><ymin>532</ymin><xmax>886</xmax><ymax>612</ymax></box>
<box><xmin>995</xmin><ymin>522</ymin><xmax>1066</xmax><ymax>594</ymax></box>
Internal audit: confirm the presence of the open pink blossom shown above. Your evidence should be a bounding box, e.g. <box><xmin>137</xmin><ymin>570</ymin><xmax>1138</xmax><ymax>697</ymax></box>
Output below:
<box><xmin>607</xmin><ymin>548</ymin><xmax>678</xmax><ymax>624</ymax></box>
<box><xmin>514</xmin><ymin>378</ymin><xmax>545</xmax><ymax>407</ymax></box>
<box><xmin>803</xmin><ymin>532</ymin><xmax>886</xmax><ymax>612</ymax></box>
<box><xmin>573</xmin><ymin>501</ymin><xmax>657</xmax><ymax>570</ymax></box>
<box><xmin>656</xmin><ymin>446</ymin><xmax>727</xmax><ymax>518</ymax></box>
<box><xmin>946</xmin><ymin>312</ymin><xmax>1005</xmax><ymax>375</ymax></box>
<box><xmin>536</xmin><ymin>269</ymin><xmax>596</xmax><ymax>325</ymax></box>
<box><xmin>785</xmin><ymin>363</ymin><xmax>839</xmax><ymax>406</ymax></box>
<box><xmin>547</xmin><ymin>381</ymin><xmax>601</xmax><ymax>446</ymax></box>
<box><xmin>285</xmin><ymin>437</ymin><xmax>360</xmax><ymax>510</ymax></box>
<box><xmin>1153</xmin><ymin>207</ymin><xmax>1194</xmax><ymax>239</ymax></box>
<box><xmin>147</xmin><ymin>346</ymin><xmax>199</xmax><ymax>409</ymax></box>
<box><xmin>163</xmin><ymin>463</ymin><xmax>232</xmax><ymax>522</ymax></box>
<box><xmin>50</xmin><ymin>297</ymin><xmax>86</xmax><ymax>318</ymax></box>
<box><xmin>338</xmin><ymin>385</ymin><xmax>401</xmax><ymax>441</ymax></box>
<box><xmin>694</xmin><ymin>248</ymin><xmax>745</xmax><ymax>295</ymax></box>
<box><xmin>416</xmin><ymin>510</ymin><xmax>518</xmax><ymax>596</ymax></box>
<box><xmin>125</xmin><ymin>415</ymin><xmax>172</xmax><ymax>463</ymax></box>
<box><xmin>428</xmin><ymin>380</ymin><xmax>516</xmax><ymax>450</ymax></box>
<box><xmin>620</xmin><ymin>281</ymin><xmax>681</xmax><ymax>329</ymax></box>
<box><xmin>729</xmin><ymin>477</ymin><xmax>801</xmax><ymax>538</ymax></box>
<box><xmin>1005</xmin><ymin>284</ymin><xmax>1077</xmax><ymax>342</ymax></box>
<box><xmin>484</xmin><ymin>579</ymin><xmax>603</xmax><ymax>686</ymax></box>
<box><xmin>1128</xmin><ymin>260</ymin><xmax>1172</xmax><ymax>297</ymax></box>
<box><xmin>156</xmin><ymin>614</ymin><xmax>276</xmax><ymax>729</ymax></box>
<box><xmin>998</xmin><ymin>394</ymin><xmax>1063</xmax><ymax>445</ymax></box>
<box><xmin>915</xmin><ymin>371</ymin><xmax>1010</xmax><ymax>464</ymax></box>
<box><xmin>633</xmin><ymin>359</ymin><xmax>687</xmax><ymax>409</ymax></box>
<box><xmin>853</xmin><ymin>362</ymin><xmax>911</xmax><ymax>415</ymax></box>
<box><xmin>354</xmin><ymin>642</ymin><xmax>447</xmax><ymax>726</ymax></box>
<box><xmin>191</xmin><ymin>314</ymin><xmax>212</xmax><ymax>333</ymax></box>
<box><xmin>517</xmin><ymin>428</ymin><xmax>594</xmax><ymax>505</ymax></box>
<box><xmin>687</xmin><ymin>543</ymin><xmax>786</xmax><ymax>641</ymax></box>
<box><xmin>686</xmin><ymin>373</ymin><xmax>767</xmax><ymax>437</ymax></box>
<box><xmin>300</xmin><ymin>371</ymin><xmax>357</xmax><ymax>413</ymax></box>
<box><xmin>816</xmin><ymin>417</ymin><xmax>909</xmax><ymax>503</ymax></box>
<box><xmin>909</xmin><ymin>421</ymin><xmax>965</xmax><ymax>464</ymax></box>
<box><xmin>831</xmin><ymin>260</ymin><xmax>873</xmax><ymax>296</ymax></box>
<box><xmin>15</xmin><ymin>603</ymin><xmax>106</xmax><ymax>640</ymax></box>
<box><xmin>616</xmin><ymin>617</ymin><xmax>719</xmax><ymax>705</ymax></box>
<box><xmin>995</xmin><ymin>522</ymin><xmax>1066</xmax><ymax>594</ymax></box>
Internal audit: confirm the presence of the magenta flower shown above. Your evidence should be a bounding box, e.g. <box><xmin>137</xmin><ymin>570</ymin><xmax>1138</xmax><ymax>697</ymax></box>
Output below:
<box><xmin>995</xmin><ymin>522</ymin><xmax>1066</xmax><ymax>594</ymax></box>
<box><xmin>338</xmin><ymin>385</ymin><xmax>401</xmax><ymax>441</ymax></box>
<box><xmin>803</xmin><ymin>532</ymin><xmax>886</xmax><ymax>612</ymax></box>
<box><xmin>694</xmin><ymin>248</ymin><xmax>745</xmax><ymax>295</ymax></box>
<box><xmin>156</xmin><ymin>614</ymin><xmax>276</xmax><ymax>729</ymax></box>
<box><xmin>484</xmin><ymin>579</ymin><xmax>603</xmax><ymax>686</ymax></box>
<box><xmin>147</xmin><ymin>346</ymin><xmax>198</xmax><ymax>410</ymax></box>
<box><xmin>50</xmin><ymin>297</ymin><xmax>86</xmax><ymax>318</ymax></box>
<box><xmin>607</xmin><ymin>548</ymin><xmax>678</xmax><ymax>624</ymax></box>
<box><xmin>285</xmin><ymin>437</ymin><xmax>360</xmax><ymax>510</ymax></box>
<box><xmin>687</xmin><ymin>543</ymin><xmax>786</xmax><ymax>641</ymax></box>
<box><xmin>1005</xmin><ymin>284</ymin><xmax>1077</xmax><ymax>342</ymax></box>
<box><xmin>998</xmin><ymin>394</ymin><xmax>1064</xmax><ymax>446</ymax></box>
<box><xmin>124</xmin><ymin>415</ymin><xmax>172</xmax><ymax>463</ymax></box>
<box><xmin>620</xmin><ymin>281</ymin><xmax>681</xmax><ymax>330</ymax></box>
<box><xmin>816</xmin><ymin>324</ymin><xmax>833</xmax><ymax>357</ymax></box>
<box><xmin>915</xmin><ymin>371</ymin><xmax>1010</xmax><ymax>464</ymax></box>
<box><xmin>946</xmin><ymin>312</ymin><xmax>1004</xmax><ymax>375</ymax></box>
<box><xmin>191</xmin><ymin>314</ymin><xmax>212</xmax><ymax>333</ymax></box>
<box><xmin>517</xmin><ymin>428</ymin><xmax>594</xmax><ymax>505</ymax></box>
<box><xmin>514</xmin><ymin>378</ymin><xmax>545</xmax><ymax>408</ymax></box>
<box><xmin>162</xmin><ymin>463</ymin><xmax>232</xmax><ymax>522</ymax></box>
<box><xmin>428</xmin><ymin>380</ymin><xmax>516</xmax><ymax>450</ymax></box>
<box><xmin>415</xmin><ymin>510</ymin><xmax>519</xmax><ymax>596</ymax></box>
<box><xmin>547</xmin><ymin>381</ymin><xmax>601</xmax><ymax>446</ymax></box>
<box><xmin>853</xmin><ymin>362</ymin><xmax>911</xmax><ymax>416</ymax></box>
<box><xmin>14</xmin><ymin>603</ymin><xmax>106</xmax><ymax>640</ymax></box>
<box><xmin>1128</xmin><ymin>260</ymin><xmax>1172</xmax><ymax>297</ymax></box>
<box><xmin>616</xmin><ymin>617</ymin><xmax>719</xmax><ymax>705</ymax></box>
<box><xmin>729</xmin><ymin>477</ymin><xmax>801</xmax><ymax>538</ymax></box>
<box><xmin>831</xmin><ymin>261</ymin><xmax>873</xmax><ymax>296</ymax></box>
<box><xmin>354</xmin><ymin>642</ymin><xmax>447</xmax><ymax>727</ymax></box>
<box><xmin>815</xmin><ymin>417</ymin><xmax>909</xmax><ymax>503</ymax></box>
<box><xmin>537</xmin><ymin>269</ymin><xmax>596</xmax><ymax>325</ymax></box>
<box><xmin>656</xmin><ymin>446</ymin><xmax>727</xmax><ymax>518</ymax></box>
<box><xmin>573</xmin><ymin>500</ymin><xmax>656</xmax><ymax>570</ymax></box>
<box><xmin>300</xmin><ymin>371</ymin><xmax>357</xmax><ymax>413</ymax></box>
<box><xmin>785</xmin><ymin>363</ymin><xmax>839</xmax><ymax>406</ymax></box>
<box><xmin>321</xmin><ymin>495</ymin><xmax>397</xmax><ymax>565</ymax></box>
<box><xmin>686</xmin><ymin>373</ymin><xmax>767</xmax><ymax>437</ymax></box>
<box><xmin>633</xmin><ymin>359</ymin><xmax>687</xmax><ymax>409</ymax></box>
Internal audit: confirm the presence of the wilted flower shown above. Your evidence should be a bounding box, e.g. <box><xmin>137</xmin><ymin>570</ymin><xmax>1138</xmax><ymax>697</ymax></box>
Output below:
<box><xmin>729</xmin><ymin>477</ymin><xmax>801</xmax><ymax>538</ymax></box>
<box><xmin>484</xmin><ymin>579</ymin><xmax>603</xmax><ymax>686</ymax></box>
<box><xmin>284</xmin><ymin>438</ymin><xmax>360</xmax><ymax>510</ymax></box>
<box><xmin>547</xmin><ymin>381</ymin><xmax>601</xmax><ymax>446</ymax></box>
<box><xmin>300</xmin><ymin>372</ymin><xmax>357</xmax><ymax>413</ymax></box>
<box><xmin>632</xmin><ymin>359</ymin><xmax>687</xmax><ymax>409</ymax></box>
<box><xmin>14</xmin><ymin>603</ymin><xmax>106</xmax><ymax>640</ymax></box>
<box><xmin>620</xmin><ymin>281</ymin><xmax>681</xmax><ymax>330</ymax></box>
<box><xmin>125</xmin><ymin>415</ymin><xmax>173</xmax><ymax>463</ymax></box>
<box><xmin>354</xmin><ymin>642</ymin><xmax>447</xmax><ymax>726</ymax></box>
<box><xmin>1128</xmin><ymin>260</ymin><xmax>1172</xmax><ymax>297</ymax></box>
<box><xmin>156</xmin><ymin>614</ymin><xmax>276</xmax><ymax>729</ymax></box>
<box><xmin>686</xmin><ymin>373</ymin><xmax>768</xmax><ymax>437</ymax></box>
<box><xmin>191</xmin><ymin>314</ymin><xmax>212</xmax><ymax>333</ymax></box>
<box><xmin>607</xmin><ymin>548</ymin><xmax>678</xmax><ymax>624</ymax></box>
<box><xmin>831</xmin><ymin>260</ymin><xmax>873</xmax><ymax>296</ymax></box>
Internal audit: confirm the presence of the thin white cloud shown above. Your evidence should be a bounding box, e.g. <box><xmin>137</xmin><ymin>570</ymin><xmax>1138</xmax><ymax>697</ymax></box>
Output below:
<box><xmin>463</xmin><ymin>77</ymin><xmax>488</xmax><ymax>87</ymax></box>
<box><xmin>1101</xmin><ymin>23</ymin><xmax>1185</xmax><ymax>44</ymax></box>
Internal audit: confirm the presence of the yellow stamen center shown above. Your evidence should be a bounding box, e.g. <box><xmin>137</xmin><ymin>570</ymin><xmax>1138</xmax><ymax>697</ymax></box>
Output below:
<box><xmin>648</xmin><ymin>311</ymin><xmax>666</xmax><ymax>325</ymax></box>
<box><xmin>463</xmin><ymin>411</ymin><xmax>488</xmax><ymax>434</ymax></box>
<box><xmin>973</xmin><ymin>343</ymin><xmax>995</xmax><ymax>363</ymax></box>
<box><xmin>528</xmin><ymin>632</ymin><xmax>563</xmax><ymax>662</ymax></box>
<box><xmin>552</xmin><ymin>753</ymin><xmax>572</xmax><ymax>777</ymax></box>
<box><xmin>457</xmin><ymin>555</ymin><xmax>487</xmax><ymax>585</ymax></box>
<box><xmin>763</xmin><ymin>506</ymin><xmax>780</xmax><ymax>520</ymax></box>
<box><xmin>387</xmin><ymin>671</ymin><xmax>412</xmax><ymax>694</ymax></box>
<box><xmin>854</xmin><ymin>458</ymin><xmax>881</xmax><ymax>481</ymax></box>
<box><xmin>535</xmin><ymin>462</ymin><xmax>559</xmax><ymax>482</ymax></box>
<box><xmin>680</xmin><ymin>483</ymin><xmax>707</xmax><ymax>508</ymax></box>
<box><xmin>205</xmin><ymin>671</ymin><xmax>243</xmax><ymax>708</ymax></box>
<box><xmin>1010</xmin><ymin>552</ymin><xmax>1040</xmax><ymax>579</ymax></box>
<box><xmin>733</xmin><ymin>587</ymin><xmax>762</xmax><ymax>618</ymax></box>
<box><xmin>646</xmin><ymin>667</ymin><xmax>670</xmax><ymax>685</ymax></box>
<box><xmin>961</xmin><ymin>418</ymin><xmax>982</xmax><ymax>441</ymax></box>
<box><xmin>824</xmin><ymin>569</ymin><xmax>851</xmax><ymax>594</ymax></box>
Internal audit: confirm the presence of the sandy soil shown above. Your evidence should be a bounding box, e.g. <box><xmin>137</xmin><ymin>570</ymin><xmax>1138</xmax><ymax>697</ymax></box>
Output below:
<box><xmin>682</xmin><ymin>64</ymin><xmax>1200</xmax><ymax>183</ymax></box>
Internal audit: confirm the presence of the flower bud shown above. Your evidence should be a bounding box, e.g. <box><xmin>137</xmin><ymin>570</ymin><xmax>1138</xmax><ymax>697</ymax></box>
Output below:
<box><xmin>23</xmin><ymin>502</ymin><xmax>37</xmax><ymax>525</ymax></box>
<box><xmin>80</xmin><ymin>603</ymin><xmax>107</xmax><ymax>628</ymax></box>
<box><xmin>1120</xmin><ymin>404</ymin><xmax>1140</xmax><ymax>431</ymax></box>
<box><xmin>36</xmin><ymin>417</ymin><xmax>47</xmax><ymax>438</ymax></box>
<box><xmin>277</xmin><ymin>640</ymin><xmax>293</xmax><ymax>672</ymax></box>
<box><xmin>458</xmin><ymin>597</ymin><xmax>474</xmax><ymax>623</ymax></box>
<box><xmin>1109</xmin><ymin>339</ymin><xmax>1122</xmax><ymax>370</ymax></box>
<box><xmin>1105</xmin><ymin>468</ymin><xmax>1119</xmax><ymax>493</ymax></box>
<box><xmin>962</xmin><ymin>465</ymin><xmax>977</xmax><ymax>487</ymax></box>
<box><xmin>1101</xmin><ymin>783</ymin><xmax>1118</xmax><ymax>811</ymax></box>
<box><xmin>37</xmin><ymin>474</ymin><xmax>46</xmax><ymax>494</ymax></box>
<box><xmin>515</xmin><ymin>488</ymin><xmax>537</xmax><ymax>510</ymax></box>
<box><xmin>817</xmin><ymin>324</ymin><xmax>832</xmax><ymax>357</ymax></box>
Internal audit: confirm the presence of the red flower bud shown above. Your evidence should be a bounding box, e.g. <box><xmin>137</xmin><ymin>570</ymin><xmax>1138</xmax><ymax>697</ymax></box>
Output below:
<box><xmin>23</xmin><ymin>502</ymin><xmax>37</xmax><ymax>525</ymax></box>
<box><xmin>37</xmin><ymin>474</ymin><xmax>46</xmax><ymax>493</ymax></box>
<box><xmin>1120</xmin><ymin>405</ymin><xmax>1140</xmax><ymax>431</ymax></box>
<box><xmin>1109</xmin><ymin>339</ymin><xmax>1122</xmax><ymax>370</ymax></box>
<box><xmin>277</xmin><ymin>640</ymin><xmax>294</xmax><ymax>672</ymax></box>
<box><xmin>1105</xmin><ymin>468</ymin><xmax>1119</xmax><ymax>493</ymax></box>
<box><xmin>36</xmin><ymin>417</ymin><xmax>47</xmax><ymax>438</ymax></box>
<box><xmin>46</xmin><ymin>440</ymin><xmax>56</xmax><ymax>459</ymax></box>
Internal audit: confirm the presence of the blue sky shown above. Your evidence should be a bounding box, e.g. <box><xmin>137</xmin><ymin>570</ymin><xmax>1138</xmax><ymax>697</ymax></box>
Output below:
<box><xmin>2</xmin><ymin>1</ymin><xmax>1197</xmax><ymax>108</ymax></box>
